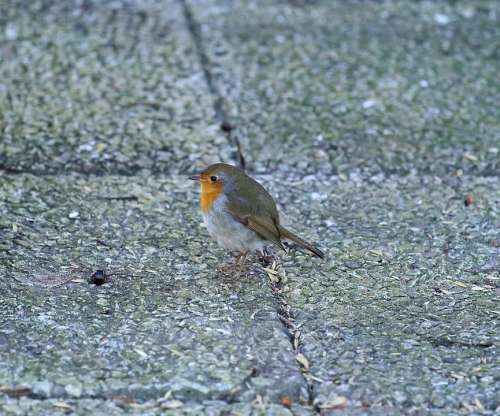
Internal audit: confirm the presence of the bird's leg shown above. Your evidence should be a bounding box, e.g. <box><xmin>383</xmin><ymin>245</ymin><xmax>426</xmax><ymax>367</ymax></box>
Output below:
<box><xmin>230</xmin><ymin>251</ymin><xmax>248</xmax><ymax>272</ymax></box>
<box><xmin>219</xmin><ymin>251</ymin><xmax>249</xmax><ymax>274</ymax></box>
<box><xmin>235</xmin><ymin>251</ymin><xmax>249</xmax><ymax>272</ymax></box>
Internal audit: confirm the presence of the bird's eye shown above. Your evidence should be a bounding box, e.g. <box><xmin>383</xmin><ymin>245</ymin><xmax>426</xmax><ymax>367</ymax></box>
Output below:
<box><xmin>210</xmin><ymin>175</ymin><xmax>218</xmax><ymax>182</ymax></box>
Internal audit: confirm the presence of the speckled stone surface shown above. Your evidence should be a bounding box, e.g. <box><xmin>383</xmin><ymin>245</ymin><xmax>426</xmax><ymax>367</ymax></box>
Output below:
<box><xmin>1</xmin><ymin>1</ymin><xmax>499</xmax><ymax>415</ymax></box>
<box><xmin>0</xmin><ymin>0</ymin><xmax>233</xmax><ymax>175</ymax></box>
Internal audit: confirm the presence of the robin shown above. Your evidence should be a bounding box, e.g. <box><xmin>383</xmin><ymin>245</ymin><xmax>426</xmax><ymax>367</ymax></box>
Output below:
<box><xmin>190</xmin><ymin>163</ymin><xmax>324</xmax><ymax>270</ymax></box>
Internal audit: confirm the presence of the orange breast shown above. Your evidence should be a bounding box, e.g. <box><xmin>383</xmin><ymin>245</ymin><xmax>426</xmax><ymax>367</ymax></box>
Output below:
<box><xmin>200</xmin><ymin>181</ymin><xmax>224</xmax><ymax>214</ymax></box>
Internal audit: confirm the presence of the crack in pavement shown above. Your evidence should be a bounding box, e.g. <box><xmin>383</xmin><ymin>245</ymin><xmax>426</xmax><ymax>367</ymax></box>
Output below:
<box><xmin>178</xmin><ymin>0</ymin><xmax>245</xmax><ymax>170</ymax></box>
<box><xmin>263</xmin><ymin>262</ymin><xmax>320</xmax><ymax>411</ymax></box>
<box><xmin>0</xmin><ymin>163</ymin><xmax>184</xmax><ymax>177</ymax></box>
<box><xmin>179</xmin><ymin>2</ymin><xmax>319</xmax><ymax>406</ymax></box>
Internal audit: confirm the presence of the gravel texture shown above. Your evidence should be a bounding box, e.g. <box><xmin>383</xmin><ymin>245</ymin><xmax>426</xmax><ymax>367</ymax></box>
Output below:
<box><xmin>1</xmin><ymin>1</ymin><xmax>499</xmax><ymax>414</ymax></box>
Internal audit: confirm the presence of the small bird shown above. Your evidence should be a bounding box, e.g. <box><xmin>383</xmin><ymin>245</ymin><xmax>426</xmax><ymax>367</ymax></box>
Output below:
<box><xmin>190</xmin><ymin>163</ymin><xmax>324</xmax><ymax>270</ymax></box>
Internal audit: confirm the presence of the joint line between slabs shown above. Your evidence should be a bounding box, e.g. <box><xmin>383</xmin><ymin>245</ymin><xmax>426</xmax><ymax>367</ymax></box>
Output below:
<box><xmin>267</xmin><ymin>267</ymin><xmax>319</xmax><ymax>410</ymax></box>
<box><xmin>178</xmin><ymin>0</ymin><xmax>245</xmax><ymax>169</ymax></box>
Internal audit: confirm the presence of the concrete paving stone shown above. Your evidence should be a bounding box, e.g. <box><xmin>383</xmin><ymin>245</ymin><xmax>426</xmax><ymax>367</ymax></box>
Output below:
<box><xmin>2</xmin><ymin>0</ymin><xmax>499</xmax><ymax>415</ymax></box>
<box><xmin>0</xmin><ymin>174</ymin><xmax>308</xmax><ymax>414</ymax></box>
<box><xmin>0</xmin><ymin>0</ymin><xmax>232</xmax><ymax>174</ymax></box>
<box><xmin>186</xmin><ymin>0</ymin><xmax>499</xmax><ymax>414</ymax></box>
<box><xmin>269</xmin><ymin>172</ymin><xmax>498</xmax><ymax>414</ymax></box>
<box><xmin>187</xmin><ymin>0</ymin><xmax>500</xmax><ymax>178</ymax></box>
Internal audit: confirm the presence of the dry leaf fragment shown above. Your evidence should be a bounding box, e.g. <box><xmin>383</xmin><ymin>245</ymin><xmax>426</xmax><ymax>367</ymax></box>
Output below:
<box><xmin>134</xmin><ymin>348</ymin><xmax>148</xmax><ymax>359</ymax></box>
<box><xmin>280</xmin><ymin>395</ymin><xmax>292</xmax><ymax>408</ymax></box>
<box><xmin>295</xmin><ymin>353</ymin><xmax>309</xmax><ymax>370</ymax></box>
<box><xmin>309</xmin><ymin>375</ymin><xmax>325</xmax><ymax>383</ymax></box>
<box><xmin>267</xmin><ymin>272</ymin><xmax>280</xmax><ymax>283</ymax></box>
<box><xmin>293</xmin><ymin>330</ymin><xmax>301</xmax><ymax>349</ymax></box>
<box><xmin>112</xmin><ymin>395</ymin><xmax>138</xmax><ymax>405</ymax></box>
<box><xmin>463</xmin><ymin>153</ymin><xmax>478</xmax><ymax>161</ymax></box>
<box><xmin>464</xmin><ymin>195</ymin><xmax>474</xmax><ymax>206</ymax></box>
<box><xmin>161</xmin><ymin>400</ymin><xmax>183</xmax><ymax>409</ymax></box>
<box><xmin>474</xmin><ymin>398</ymin><xmax>484</xmax><ymax>410</ymax></box>
<box><xmin>319</xmin><ymin>396</ymin><xmax>348</xmax><ymax>410</ymax></box>
<box><xmin>52</xmin><ymin>401</ymin><xmax>73</xmax><ymax>410</ymax></box>
<box><xmin>157</xmin><ymin>390</ymin><xmax>172</xmax><ymax>402</ymax></box>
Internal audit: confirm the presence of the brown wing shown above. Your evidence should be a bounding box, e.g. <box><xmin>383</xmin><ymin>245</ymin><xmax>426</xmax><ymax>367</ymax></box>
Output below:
<box><xmin>278</xmin><ymin>225</ymin><xmax>325</xmax><ymax>259</ymax></box>
<box><xmin>224</xmin><ymin>175</ymin><xmax>286</xmax><ymax>252</ymax></box>
<box><xmin>225</xmin><ymin>206</ymin><xmax>286</xmax><ymax>252</ymax></box>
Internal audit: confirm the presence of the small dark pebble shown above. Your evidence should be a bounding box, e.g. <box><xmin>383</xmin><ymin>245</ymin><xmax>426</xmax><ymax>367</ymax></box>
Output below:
<box><xmin>220</xmin><ymin>121</ymin><xmax>234</xmax><ymax>132</ymax></box>
<box><xmin>90</xmin><ymin>270</ymin><xmax>108</xmax><ymax>286</ymax></box>
<box><xmin>258</xmin><ymin>255</ymin><xmax>275</xmax><ymax>267</ymax></box>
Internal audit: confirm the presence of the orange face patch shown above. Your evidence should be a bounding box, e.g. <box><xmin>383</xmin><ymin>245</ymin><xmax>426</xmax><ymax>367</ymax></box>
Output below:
<box><xmin>199</xmin><ymin>173</ymin><xmax>224</xmax><ymax>213</ymax></box>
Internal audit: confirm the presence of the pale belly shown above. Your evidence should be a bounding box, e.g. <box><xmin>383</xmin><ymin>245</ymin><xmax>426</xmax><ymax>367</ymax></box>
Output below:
<box><xmin>202</xmin><ymin>196</ymin><xmax>266</xmax><ymax>253</ymax></box>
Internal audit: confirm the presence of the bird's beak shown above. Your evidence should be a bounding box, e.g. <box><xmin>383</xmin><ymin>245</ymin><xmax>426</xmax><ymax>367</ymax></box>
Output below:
<box><xmin>189</xmin><ymin>174</ymin><xmax>201</xmax><ymax>181</ymax></box>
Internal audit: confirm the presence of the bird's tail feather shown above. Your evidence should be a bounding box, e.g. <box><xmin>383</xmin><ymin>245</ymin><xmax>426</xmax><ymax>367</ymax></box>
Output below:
<box><xmin>278</xmin><ymin>226</ymin><xmax>325</xmax><ymax>259</ymax></box>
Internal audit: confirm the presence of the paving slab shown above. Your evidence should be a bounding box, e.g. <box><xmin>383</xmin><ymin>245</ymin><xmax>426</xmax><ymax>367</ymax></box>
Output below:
<box><xmin>1</xmin><ymin>0</ymin><xmax>499</xmax><ymax>415</ymax></box>
<box><xmin>269</xmin><ymin>173</ymin><xmax>499</xmax><ymax>415</ymax></box>
<box><xmin>0</xmin><ymin>174</ymin><xmax>308</xmax><ymax>415</ymax></box>
<box><xmin>0</xmin><ymin>0</ymin><xmax>232</xmax><ymax>175</ymax></box>
<box><xmin>0</xmin><ymin>0</ymin><xmax>306</xmax><ymax>414</ymax></box>
<box><xmin>186</xmin><ymin>0</ymin><xmax>500</xmax><ymax>414</ymax></box>
<box><xmin>188</xmin><ymin>0</ymin><xmax>500</xmax><ymax>178</ymax></box>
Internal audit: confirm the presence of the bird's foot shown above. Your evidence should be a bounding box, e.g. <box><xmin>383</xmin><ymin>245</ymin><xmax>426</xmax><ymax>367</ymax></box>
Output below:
<box><xmin>219</xmin><ymin>252</ymin><xmax>249</xmax><ymax>278</ymax></box>
<box><xmin>219</xmin><ymin>262</ymin><xmax>248</xmax><ymax>274</ymax></box>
